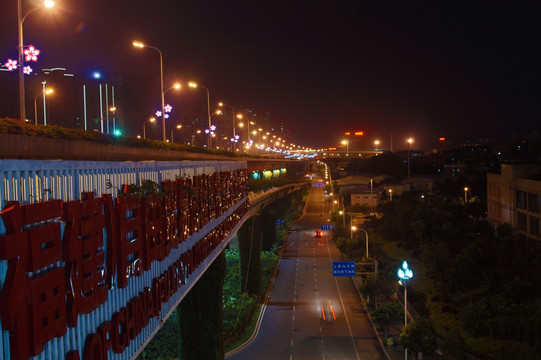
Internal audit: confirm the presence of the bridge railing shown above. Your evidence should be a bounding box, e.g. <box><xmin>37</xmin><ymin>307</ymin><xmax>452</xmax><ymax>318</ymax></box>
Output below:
<box><xmin>0</xmin><ymin>159</ymin><xmax>248</xmax><ymax>360</ymax></box>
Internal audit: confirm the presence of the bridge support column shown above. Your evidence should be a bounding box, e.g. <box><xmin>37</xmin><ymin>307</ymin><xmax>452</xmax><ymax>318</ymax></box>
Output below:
<box><xmin>260</xmin><ymin>206</ymin><xmax>277</xmax><ymax>251</ymax></box>
<box><xmin>177</xmin><ymin>250</ymin><xmax>226</xmax><ymax>360</ymax></box>
<box><xmin>238</xmin><ymin>215</ymin><xmax>262</xmax><ymax>297</ymax></box>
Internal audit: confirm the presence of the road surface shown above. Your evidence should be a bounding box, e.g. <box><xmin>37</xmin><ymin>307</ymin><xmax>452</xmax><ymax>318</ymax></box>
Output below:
<box><xmin>227</xmin><ymin>179</ymin><xmax>386</xmax><ymax>360</ymax></box>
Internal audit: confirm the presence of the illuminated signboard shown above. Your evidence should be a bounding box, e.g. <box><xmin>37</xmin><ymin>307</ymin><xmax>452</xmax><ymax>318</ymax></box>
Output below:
<box><xmin>0</xmin><ymin>169</ymin><xmax>249</xmax><ymax>360</ymax></box>
<box><xmin>439</xmin><ymin>137</ymin><xmax>446</xmax><ymax>141</ymax></box>
<box><xmin>354</xmin><ymin>131</ymin><xmax>364</xmax><ymax>136</ymax></box>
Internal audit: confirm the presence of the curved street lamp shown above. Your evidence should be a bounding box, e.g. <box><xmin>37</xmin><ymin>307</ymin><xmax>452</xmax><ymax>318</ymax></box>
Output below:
<box><xmin>188</xmin><ymin>82</ymin><xmax>212</xmax><ymax>148</ymax></box>
<box><xmin>132</xmin><ymin>41</ymin><xmax>167</xmax><ymax>142</ymax></box>
<box><xmin>171</xmin><ymin>124</ymin><xmax>182</xmax><ymax>143</ymax></box>
<box><xmin>18</xmin><ymin>0</ymin><xmax>55</xmax><ymax>123</ymax></box>
<box><xmin>34</xmin><ymin>87</ymin><xmax>53</xmax><ymax>125</ymax></box>
<box><xmin>218</xmin><ymin>102</ymin><xmax>237</xmax><ymax>151</ymax></box>
<box><xmin>143</xmin><ymin>117</ymin><xmax>156</xmax><ymax>139</ymax></box>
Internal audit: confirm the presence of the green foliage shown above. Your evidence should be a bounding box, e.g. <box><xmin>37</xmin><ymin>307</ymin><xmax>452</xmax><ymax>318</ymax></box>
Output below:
<box><xmin>0</xmin><ymin>117</ymin><xmax>242</xmax><ymax>157</ymax></box>
<box><xmin>375</xmin><ymin>189</ymin><xmax>541</xmax><ymax>357</ymax></box>
<box><xmin>136</xmin><ymin>312</ymin><xmax>180</xmax><ymax>360</ymax></box>
<box><xmin>370</xmin><ymin>301</ymin><xmax>403</xmax><ymax>339</ymax></box>
<box><xmin>400</xmin><ymin>316</ymin><xmax>438</xmax><ymax>356</ymax></box>
<box><xmin>361</xmin><ymin>274</ymin><xmax>395</xmax><ymax>308</ymax></box>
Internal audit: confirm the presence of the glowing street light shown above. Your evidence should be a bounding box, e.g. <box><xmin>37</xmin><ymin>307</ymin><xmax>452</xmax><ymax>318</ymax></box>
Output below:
<box><xmin>407</xmin><ymin>137</ymin><xmax>414</xmax><ymax>179</ymax></box>
<box><xmin>341</xmin><ymin>139</ymin><xmax>349</xmax><ymax>157</ymax></box>
<box><xmin>188</xmin><ymin>81</ymin><xmax>212</xmax><ymax>148</ymax></box>
<box><xmin>350</xmin><ymin>225</ymin><xmax>357</xmax><ymax>239</ymax></box>
<box><xmin>464</xmin><ymin>187</ymin><xmax>469</xmax><ymax>203</ymax></box>
<box><xmin>398</xmin><ymin>260</ymin><xmax>414</xmax><ymax>360</ymax></box>
<box><xmin>132</xmin><ymin>40</ymin><xmax>167</xmax><ymax>142</ymax></box>
<box><xmin>17</xmin><ymin>0</ymin><xmax>54</xmax><ymax>123</ymax></box>
<box><xmin>33</xmin><ymin>86</ymin><xmax>53</xmax><ymax>125</ymax></box>
<box><xmin>143</xmin><ymin>117</ymin><xmax>156</xmax><ymax>139</ymax></box>
<box><xmin>171</xmin><ymin>124</ymin><xmax>182</xmax><ymax>143</ymax></box>
<box><xmin>219</xmin><ymin>102</ymin><xmax>238</xmax><ymax>151</ymax></box>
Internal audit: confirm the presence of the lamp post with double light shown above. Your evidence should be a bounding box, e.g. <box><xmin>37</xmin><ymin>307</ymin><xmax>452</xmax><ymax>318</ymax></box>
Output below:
<box><xmin>398</xmin><ymin>260</ymin><xmax>414</xmax><ymax>360</ymax></box>
<box><xmin>132</xmin><ymin>41</ymin><xmax>167</xmax><ymax>142</ymax></box>
<box><xmin>18</xmin><ymin>0</ymin><xmax>55</xmax><ymax>123</ymax></box>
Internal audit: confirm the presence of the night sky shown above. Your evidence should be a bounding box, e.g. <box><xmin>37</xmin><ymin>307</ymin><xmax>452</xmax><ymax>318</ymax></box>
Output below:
<box><xmin>1</xmin><ymin>1</ymin><xmax>540</xmax><ymax>149</ymax></box>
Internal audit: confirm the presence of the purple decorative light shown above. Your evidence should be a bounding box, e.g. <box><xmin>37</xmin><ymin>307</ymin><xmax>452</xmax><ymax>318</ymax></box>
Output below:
<box><xmin>164</xmin><ymin>104</ymin><xmax>172</xmax><ymax>113</ymax></box>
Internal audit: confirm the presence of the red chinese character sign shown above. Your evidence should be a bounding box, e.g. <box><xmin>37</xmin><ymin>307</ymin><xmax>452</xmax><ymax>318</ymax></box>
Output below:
<box><xmin>0</xmin><ymin>167</ymin><xmax>249</xmax><ymax>360</ymax></box>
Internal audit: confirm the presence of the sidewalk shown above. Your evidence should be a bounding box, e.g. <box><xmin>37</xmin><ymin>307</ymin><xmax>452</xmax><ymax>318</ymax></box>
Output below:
<box><xmin>351</xmin><ymin>278</ymin><xmax>407</xmax><ymax>360</ymax></box>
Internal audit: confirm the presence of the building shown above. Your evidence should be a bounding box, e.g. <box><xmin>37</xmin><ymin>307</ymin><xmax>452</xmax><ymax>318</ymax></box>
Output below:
<box><xmin>487</xmin><ymin>164</ymin><xmax>541</xmax><ymax>241</ymax></box>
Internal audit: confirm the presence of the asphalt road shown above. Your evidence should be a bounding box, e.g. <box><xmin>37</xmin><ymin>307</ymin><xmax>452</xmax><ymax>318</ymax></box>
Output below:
<box><xmin>227</xmin><ymin>180</ymin><xmax>386</xmax><ymax>360</ymax></box>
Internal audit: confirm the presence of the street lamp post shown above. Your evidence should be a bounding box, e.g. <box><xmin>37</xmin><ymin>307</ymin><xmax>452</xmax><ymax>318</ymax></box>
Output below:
<box><xmin>188</xmin><ymin>82</ymin><xmax>212</xmax><ymax>148</ymax></box>
<box><xmin>34</xmin><ymin>86</ymin><xmax>53</xmax><ymax>125</ymax></box>
<box><xmin>143</xmin><ymin>117</ymin><xmax>156</xmax><ymax>139</ymax></box>
<box><xmin>350</xmin><ymin>225</ymin><xmax>357</xmax><ymax>239</ymax></box>
<box><xmin>388</xmin><ymin>189</ymin><xmax>393</xmax><ymax>201</ymax></box>
<box><xmin>132</xmin><ymin>41</ymin><xmax>167</xmax><ymax>142</ymax></box>
<box><xmin>18</xmin><ymin>0</ymin><xmax>55</xmax><ymax>123</ymax></box>
<box><xmin>398</xmin><ymin>261</ymin><xmax>414</xmax><ymax>360</ymax></box>
<box><xmin>341</xmin><ymin>139</ymin><xmax>349</xmax><ymax>157</ymax></box>
<box><xmin>407</xmin><ymin>137</ymin><xmax>414</xmax><ymax>179</ymax></box>
<box><xmin>358</xmin><ymin>228</ymin><xmax>369</xmax><ymax>258</ymax></box>
<box><xmin>219</xmin><ymin>102</ymin><xmax>237</xmax><ymax>151</ymax></box>
<box><xmin>464</xmin><ymin>187</ymin><xmax>469</xmax><ymax>203</ymax></box>
<box><xmin>171</xmin><ymin>124</ymin><xmax>182</xmax><ymax>143</ymax></box>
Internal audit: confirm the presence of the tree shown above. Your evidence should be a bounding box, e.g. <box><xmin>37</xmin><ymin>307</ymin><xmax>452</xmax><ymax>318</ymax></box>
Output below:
<box><xmin>371</xmin><ymin>301</ymin><xmax>403</xmax><ymax>340</ymax></box>
<box><xmin>400</xmin><ymin>317</ymin><xmax>438</xmax><ymax>359</ymax></box>
<box><xmin>361</xmin><ymin>274</ymin><xmax>394</xmax><ymax>309</ymax></box>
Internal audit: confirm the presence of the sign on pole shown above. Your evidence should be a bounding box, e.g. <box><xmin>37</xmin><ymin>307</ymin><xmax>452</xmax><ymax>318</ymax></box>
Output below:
<box><xmin>333</xmin><ymin>261</ymin><xmax>356</xmax><ymax>277</ymax></box>
<box><xmin>320</xmin><ymin>224</ymin><xmax>334</xmax><ymax>230</ymax></box>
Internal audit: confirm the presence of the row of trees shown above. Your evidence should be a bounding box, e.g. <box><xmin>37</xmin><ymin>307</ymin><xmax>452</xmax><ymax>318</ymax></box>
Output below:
<box><xmin>330</xmin><ymin>186</ymin><xmax>541</xmax><ymax>359</ymax></box>
<box><xmin>375</xmin><ymin>192</ymin><xmax>541</xmax><ymax>359</ymax></box>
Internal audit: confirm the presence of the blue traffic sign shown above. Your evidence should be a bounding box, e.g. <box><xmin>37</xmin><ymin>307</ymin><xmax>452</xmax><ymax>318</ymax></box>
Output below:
<box><xmin>333</xmin><ymin>261</ymin><xmax>356</xmax><ymax>277</ymax></box>
<box><xmin>320</xmin><ymin>224</ymin><xmax>335</xmax><ymax>230</ymax></box>
<box><xmin>275</xmin><ymin>219</ymin><xmax>285</xmax><ymax>226</ymax></box>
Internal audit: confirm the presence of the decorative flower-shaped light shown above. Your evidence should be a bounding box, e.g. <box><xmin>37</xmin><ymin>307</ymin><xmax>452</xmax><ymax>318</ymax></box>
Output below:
<box><xmin>23</xmin><ymin>66</ymin><xmax>32</xmax><ymax>75</ymax></box>
<box><xmin>5</xmin><ymin>59</ymin><xmax>17</xmax><ymax>71</ymax></box>
<box><xmin>24</xmin><ymin>45</ymin><xmax>40</xmax><ymax>62</ymax></box>
<box><xmin>164</xmin><ymin>114</ymin><xmax>169</xmax><ymax>119</ymax></box>
<box><xmin>155</xmin><ymin>110</ymin><xmax>162</xmax><ymax>118</ymax></box>
<box><xmin>397</xmin><ymin>261</ymin><xmax>413</xmax><ymax>282</ymax></box>
<box><xmin>164</xmin><ymin>104</ymin><xmax>173</xmax><ymax>113</ymax></box>
<box><xmin>210</xmin><ymin>125</ymin><xmax>216</xmax><ymax>131</ymax></box>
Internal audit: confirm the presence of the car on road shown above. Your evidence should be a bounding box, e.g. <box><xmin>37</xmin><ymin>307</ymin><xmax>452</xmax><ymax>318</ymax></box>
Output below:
<box><xmin>314</xmin><ymin>230</ymin><xmax>323</xmax><ymax>238</ymax></box>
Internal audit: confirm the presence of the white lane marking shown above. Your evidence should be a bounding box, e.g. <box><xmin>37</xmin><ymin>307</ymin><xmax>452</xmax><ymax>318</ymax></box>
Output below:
<box><xmin>326</xmin><ymin>238</ymin><xmax>361</xmax><ymax>360</ymax></box>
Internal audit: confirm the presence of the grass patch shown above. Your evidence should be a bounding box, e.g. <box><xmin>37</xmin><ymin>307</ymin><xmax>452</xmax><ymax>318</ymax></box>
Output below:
<box><xmin>224</xmin><ymin>304</ymin><xmax>262</xmax><ymax>354</ymax></box>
